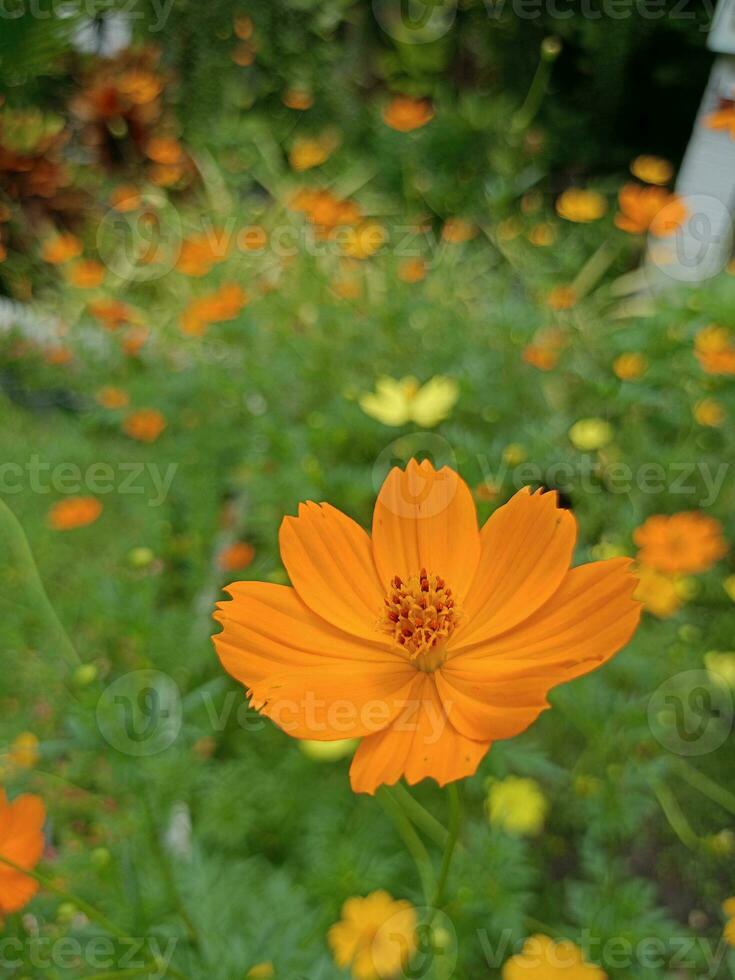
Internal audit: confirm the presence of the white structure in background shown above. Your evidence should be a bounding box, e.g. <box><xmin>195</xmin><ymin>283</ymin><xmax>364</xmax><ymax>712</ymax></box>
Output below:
<box><xmin>72</xmin><ymin>13</ymin><xmax>132</xmax><ymax>57</ymax></box>
<box><xmin>646</xmin><ymin>0</ymin><xmax>735</xmax><ymax>285</ymax></box>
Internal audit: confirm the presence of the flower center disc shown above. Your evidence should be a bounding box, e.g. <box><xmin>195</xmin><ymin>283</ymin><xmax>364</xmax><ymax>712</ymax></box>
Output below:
<box><xmin>380</xmin><ymin>569</ymin><xmax>457</xmax><ymax>671</ymax></box>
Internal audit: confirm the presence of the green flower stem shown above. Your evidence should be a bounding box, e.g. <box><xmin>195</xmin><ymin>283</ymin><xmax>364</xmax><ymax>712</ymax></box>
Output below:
<box><xmin>511</xmin><ymin>37</ymin><xmax>561</xmax><ymax>135</ymax></box>
<box><xmin>377</xmin><ymin>787</ymin><xmax>436</xmax><ymax>906</ymax></box>
<box><xmin>0</xmin><ymin>855</ymin><xmax>190</xmax><ymax>980</ymax></box>
<box><xmin>571</xmin><ymin>240</ymin><xmax>621</xmax><ymax>301</ymax></box>
<box><xmin>678</xmin><ymin>761</ymin><xmax>735</xmax><ymax>817</ymax></box>
<box><xmin>0</xmin><ymin>498</ymin><xmax>79</xmax><ymax>669</ymax></box>
<box><xmin>651</xmin><ymin>780</ymin><xmax>701</xmax><ymax>851</ymax></box>
<box><xmin>432</xmin><ymin>783</ymin><xmax>462</xmax><ymax>912</ymax></box>
<box><xmin>390</xmin><ymin>783</ymin><xmax>450</xmax><ymax>849</ymax></box>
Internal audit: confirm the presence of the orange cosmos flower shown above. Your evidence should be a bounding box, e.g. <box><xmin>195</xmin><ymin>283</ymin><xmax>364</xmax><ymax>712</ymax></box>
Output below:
<box><xmin>176</xmin><ymin>231</ymin><xmax>230</xmax><ymax>277</ymax></box>
<box><xmin>213</xmin><ymin>460</ymin><xmax>641</xmax><ymax>794</ymax></box>
<box><xmin>694</xmin><ymin>398</ymin><xmax>725</xmax><ymax>427</ymax></box>
<box><xmin>180</xmin><ymin>283</ymin><xmax>248</xmax><ymax>335</ymax></box>
<box><xmin>634</xmin><ymin>512</ymin><xmax>728</xmax><ymax>575</ymax></box>
<box><xmin>67</xmin><ymin>259</ymin><xmax>105</xmax><ymax>288</ymax></box>
<box><xmin>382</xmin><ymin>96</ymin><xmax>434</xmax><ymax>132</ymax></box>
<box><xmin>289</xmin><ymin>136</ymin><xmax>335</xmax><ymax>172</ymax></box>
<box><xmin>110</xmin><ymin>185</ymin><xmax>142</xmax><ymax>212</ymax></box>
<box><xmin>41</xmin><ymin>233</ymin><xmax>83</xmax><ymax>265</ymax></box>
<box><xmin>614</xmin><ymin>184</ymin><xmax>686</xmax><ymax>237</ymax></box>
<box><xmin>546</xmin><ymin>285</ymin><xmax>577</xmax><ymax>310</ymax></box>
<box><xmin>123</xmin><ymin>408</ymin><xmax>166</xmax><ymax>442</ymax></box>
<box><xmin>397</xmin><ymin>258</ymin><xmax>426</xmax><ymax>283</ymax></box>
<box><xmin>0</xmin><ymin>789</ymin><xmax>45</xmax><ymax>914</ymax></box>
<box><xmin>441</xmin><ymin>217</ymin><xmax>477</xmax><ymax>243</ymax></box>
<box><xmin>48</xmin><ymin>496</ymin><xmax>103</xmax><ymax>531</ymax></box>
<box><xmin>145</xmin><ymin>136</ymin><xmax>183</xmax><ymax>165</ymax></box>
<box><xmin>283</xmin><ymin>88</ymin><xmax>313</xmax><ymax>110</ymax></box>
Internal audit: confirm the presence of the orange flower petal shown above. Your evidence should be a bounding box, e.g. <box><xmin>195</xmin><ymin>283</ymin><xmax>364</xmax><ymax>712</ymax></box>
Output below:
<box><xmin>214</xmin><ymin>582</ymin><xmax>415</xmax><ymax>740</ymax></box>
<box><xmin>279</xmin><ymin>502</ymin><xmax>386</xmax><ymax>640</ymax></box>
<box><xmin>453</xmin><ymin>488</ymin><xmax>576</xmax><ymax>650</ymax></box>
<box><xmin>371</xmin><ymin>459</ymin><xmax>480</xmax><ymax>597</ymax></box>
<box><xmin>349</xmin><ymin>673</ymin><xmax>490</xmax><ymax>794</ymax></box>
<box><xmin>438</xmin><ymin>558</ymin><xmax>640</xmax><ymax>741</ymax></box>
<box><xmin>0</xmin><ymin>791</ymin><xmax>45</xmax><ymax>914</ymax></box>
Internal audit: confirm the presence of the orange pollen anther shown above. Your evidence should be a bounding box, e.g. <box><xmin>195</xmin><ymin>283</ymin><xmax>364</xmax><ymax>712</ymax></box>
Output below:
<box><xmin>379</xmin><ymin>569</ymin><xmax>458</xmax><ymax>669</ymax></box>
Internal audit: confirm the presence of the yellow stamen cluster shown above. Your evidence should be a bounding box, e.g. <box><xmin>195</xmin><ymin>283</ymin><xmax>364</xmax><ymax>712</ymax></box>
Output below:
<box><xmin>380</xmin><ymin>569</ymin><xmax>457</xmax><ymax>667</ymax></box>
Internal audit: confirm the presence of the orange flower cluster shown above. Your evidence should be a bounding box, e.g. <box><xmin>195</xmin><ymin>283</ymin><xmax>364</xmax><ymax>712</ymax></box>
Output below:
<box><xmin>705</xmin><ymin>100</ymin><xmax>735</xmax><ymax>139</ymax></box>
<box><xmin>181</xmin><ymin>283</ymin><xmax>248</xmax><ymax>335</ymax></box>
<box><xmin>41</xmin><ymin>233</ymin><xmax>82</xmax><ymax>264</ymax></box>
<box><xmin>522</xmin><ymin>327</ymin><xmax>567</xmax><ymax>371</ymax></box>
<box><xmin>695</xmin><ymin>325</ymin><xmax>735</xmax><ymax>375</ymax></box>
<box><xmin>289</xmin><ymin>188</ymin><xmax>362</xmax><ymax>238</ymax></box>
<box><xmin>615</xmin><ymin>184</ymin><xmax>686</xmax><ymax>237</ymax></box>
<box><xmin>88</xmin><ymin>298</ymin><xmax>135</xmax><ymax>330</ymax></box>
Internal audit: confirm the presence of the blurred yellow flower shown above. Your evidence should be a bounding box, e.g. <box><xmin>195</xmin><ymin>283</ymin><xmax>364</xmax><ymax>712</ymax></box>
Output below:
<box><xmin>8</xmin><ymin>732</ymin><xmax>39</xmax><ymax>769</ymax></box>
<box><xmin>486</xmin><ymin>776</ymin><xmax>548</xmax><ymax>836</ymax></box>
<box><xmin>502</xmin><ymin>443</ymin><xmax>527</xmax><ymax>466</ymax></box>
<box><xmin>442</xmin><ymin>217</ymin><xmax>477</xmax><ymax>243</ymax></box>
<box><xmin>546</xmin><ymin>285</ymin><xmax>577</xmax><ymax>310</ymax></box>
<box><xmin>503</xmin><ymin>935</ymin><xmax>606</xmax><ymax>980</ymax></box>
<box><xmin>630</xmin><ymin>155</ymin><xmax>673</xmax><ymax>186</ymax></box>
<box><xmin>246</xmin><ymin>964</ymin><xmax>274</xmax><ymax>979</ymax></box>
<box><xmin>528</xmin><ymin>222</ymin><xmax>556</xmax><ymax>246</ymax></box>
<box><xmin>328</xmin><ymin>891</ymin><xmax>416</xmax><ymax>980</ymax></box>
<box><xmin>556</xmin><ymin>188</ymin><xmax>607</xmax><ymax>223</ymax></box>
<box><xmin>341</xmin><ymin>222</ymin><xmax>386</xmax><ymax>259</ymax></box>
<box><xmin>289</xmin><ymin>135</ymin><xmax>334</xmax><ymax>172</ymax></box>
<box><xmin>694</xmin><ymin>398</ymin><xmax>725</xmax><ymax>427</ymax></box>
<box><xmin>359</xmin><ymin>376</ymin><xmax>459</xmax><ymax>427</ymax></box>
<box><xmin>569</xmin><ymin>418</ymin><xmax>613</xmax><ymax>451</ymax></box>
<box><xmin>704</xmin><ymin>652</ymin><xmax>735</xmax><ymax>688</ymax></box>
<box><xmin>634</xmin><ymin>565</ymin><xmax>681</xmax><ymax>619</ymax></box>
<box><xmin>724</xmin><ymin>898</ymin><xmax>735</xmax><ymax>946</ymax></box>
<box><xmin>383</xmin><ymin>96</ymin><xmax>433</xmax><ymax>132</ymax></box>
<box><xmin>724</xmin><ymin>575</ymin><xmax>735</xmax><ymax>602</ymax></box>
<box><xmin>613</xmin><ymin>352</ymin><xmax>647</xmax><ymax>380</ymax></box>
<box><xmin>300</xmin><ymin>739</ymin><xmax>358</xmax><ymax>761</ymax></box>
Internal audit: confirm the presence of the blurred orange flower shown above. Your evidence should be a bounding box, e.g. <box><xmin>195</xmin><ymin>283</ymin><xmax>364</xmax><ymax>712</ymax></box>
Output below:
<box><xmin>145</xmin><ymin>136</ymin><xmax>183</xmax><ymax>165</ymax></box>
<box><xmin>181</xmin><ymin>283</ymin><xmax>248</xmax><ymax>335</ymax></box>
<box><xmin>694</xmin><ymin>398</ymin><xmax>725</xmax><ymax>427</ymax></box>
<box><xmin>328</xmin><ymin>891</ymin><xmax>416</xmax><ymax>980</ymax></box>
<box><xmin>121</xmin><ymin>326</ymin><xmax>149</xmax><ymax>357</ymax></box>
<box><xmin>96</xmin><ymin>386</ymin><xmax>129</xmax><ymax>409</ymax></box>
<box><xmin>630</xmin><ymin>155</ymin><xmax>673</xmax><ymax>185</ymax></box>
<box><xmin>88</xmin><ymin>298</ymin><xmax>133</xmax><ymax>330</ymax></box>
<box><xmin>442</xmin><ymin>217</ymin><xmax>477</xmax><ymax>243</ymax></box>
<box><xmin>67</xmin><ymin>259</ymin><xmax>105</xmax><ymax>288</ymax></box>
<box><xmin>110</xmin><ymin>185</ymin><xmax>142</xmax><ymax>212</ymax></box>
<box><xmin>283</xmin><ymin>89</ymin><xmax>313</xmax><ymax>110</ymax></box>
<box><xmin>614</xmin><ymin>184</ymin><xmax>686</xmax><ymax>237</ymax></box>
<box><xmin>695</xmin><ymin>325</ymin><xmax>735</xmax><ymax>375</ymax></box>
<box><xmin>397</xmin><ymin>258</ymin><xmax>426</xmax><ymax>283</ymax></box>
<box><xmin>383</xmin><ymin>96</ymin><xmax>434</xmax><ymax>132</ymax></box>
<box><xmin>705</xmin><ymin>103</ymin><xmax>735</xmax><ymax>139</ymax></box>
<box><xmin>556</xmin><ymin>188</ymin><xmax>607</xmax><ymax>222</ymax></box>
<box><xmin>546</xmin><ymin>285</ymin><xmax>577</xmax><ymax>310</ymax></box>
<box><xmin>218</xmin><ymin>541</ymin><xmax>255</xmax><ymax>572</ymax></box>
<box><xmin>0</xmin><ymin>789</ymin><xmax>45</xmax><ymax>914</ymax></box>
<box><xmin>48</xmin><ymin>496</ymin><xmax>103</xmax><ymax>531</ymax></box>
<box><xmin>613</xmin><ymin>352</ymin><xmax>647</xmax><ymax>380</ymax></box>
<box><xmin>289</xmin><ymin>136</ymin><xmax>335</xmax><ymax>172</ymax></box>
<box><xmin>41</xmin><ymin>233</ymin><xmax>82</xmax><ymax>264</ymax></box>
<box><xmin>123</xmin><ymin>408</ymin><xmax>166</xmax><ymax>442</ymax></box>
<box><xmin>634</xmin><ymin>512</ymin><xmax>727</xmax><ymax>574</ymax></box>
<box><xmin>176</xmin><ymin>231</ymin><xmax>230</xmax><ymax>277</ymax></box>
<box><xmin>214</xmin><ymin>460</ymin><xmax>640</xmax><ymax>794</ymax></box>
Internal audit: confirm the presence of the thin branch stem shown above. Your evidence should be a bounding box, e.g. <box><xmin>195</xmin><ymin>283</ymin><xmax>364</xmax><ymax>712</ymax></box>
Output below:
<box><xmin>432</xmin><ymin>783</ymin><xmax>461</xmax><ymax>912</ymax></box>
<box><xmin>389</xmin><ymin>783</ymin><xmax>450</xmax><ymax>849</ymax></box>
<box><xmin>377</xmin><ymin>787</ymin><xmax>436</xmax><ymax>906</ymax></box>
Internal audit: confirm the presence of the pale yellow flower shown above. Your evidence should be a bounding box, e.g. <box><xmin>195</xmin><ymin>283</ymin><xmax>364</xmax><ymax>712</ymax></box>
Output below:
<box><xmin>328</xmin><ymin>891</ymin><xmax>416</xmax><ymax>980</ymax></box>
<box><xmin>630</xmin><ymin>155</ymin><xmax>673</xmax><ymax>186</ymax></box>
<box><xmin>299</xmin><ymin>739</ymin><xmax>358</xmax><ymax>761</ymax></box>
<box><xmin>359</xmin><ymin>376</ymin><xmax>459</xmax><ymax>427</ymax></box>
<box><xmin>556</xmin><ymin>188</ymin><xmax>607</xmax><ymax>223</ymax></box>
<box><xmin>569</xmin><ymin>418</ymin><xmax>613</xmax><ymax>451</ymax></box>
<box><xmin>504</xmin><ymin>935</ymin><xmax>606</xmax><ymax>980</ymax></box>
<box><xmin>704</xmin><ymin>652</ymin><xmax>735</xmax><ymax>689</ymax></box>
<box><xmin>486</xmin><ymin>776</ymin><xmax>548</xmax><ymax>836</ymax></box>
<box><xmin>634</xmin><ymin>565</ymin><xmax>682</xmax><ymax>619</ymax></box>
